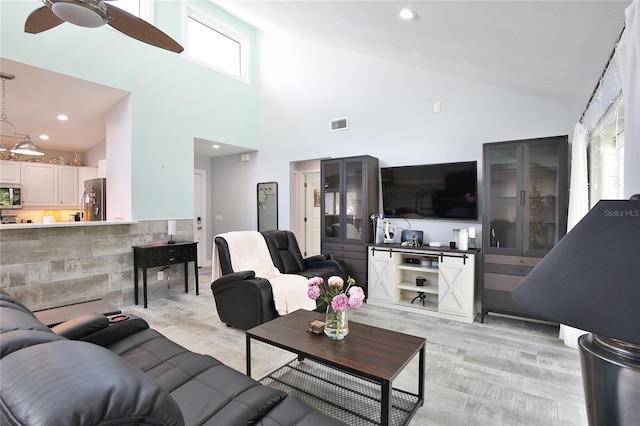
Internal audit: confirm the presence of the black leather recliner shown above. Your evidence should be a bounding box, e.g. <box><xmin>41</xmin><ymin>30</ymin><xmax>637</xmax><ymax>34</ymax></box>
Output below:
<box><xmin>262</xmin><ymin>230</ymin><xmax>345</xmax><ymax>280</ymax></box>
<box><xmin>211</xmin><ymin>230</ymin><xmax>345</xmax><ymax>330</ymax></box>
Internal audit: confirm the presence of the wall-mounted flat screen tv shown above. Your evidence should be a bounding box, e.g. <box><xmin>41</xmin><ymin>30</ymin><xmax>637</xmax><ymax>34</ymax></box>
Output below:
<box><xmin>381</xmin><ymin>161</ymin><xmax>478</xmax><ymax>220</ymax></box>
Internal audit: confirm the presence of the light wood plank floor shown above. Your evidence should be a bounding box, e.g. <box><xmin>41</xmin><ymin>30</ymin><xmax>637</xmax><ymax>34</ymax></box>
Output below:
<box><xmin>121</xmin><ymin>268</ymin><xmax>587</xmax><ymax>426</ymax></box>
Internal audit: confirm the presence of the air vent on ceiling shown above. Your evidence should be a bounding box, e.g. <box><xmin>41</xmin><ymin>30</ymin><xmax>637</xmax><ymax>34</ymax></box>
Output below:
<box><xmin>330</xmin><ymin>117</ymin><xmax>348</xmax><ymax>132</ymax></box>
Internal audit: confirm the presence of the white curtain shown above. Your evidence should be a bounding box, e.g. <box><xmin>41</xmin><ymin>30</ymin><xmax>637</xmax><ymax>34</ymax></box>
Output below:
<box><xmin>617</xmin><ymin>0</ymin><xmax>640</xmax><ymax>198</ymax></box>
<box><xmin>559</xmin><ymin>122</ymin><xmax>589</xmax><ymax>348</ymax></box>
<box><xmin>567</xmin><ymin>123</ymin><xmax>590</xmax><ymax>229</ymax></box>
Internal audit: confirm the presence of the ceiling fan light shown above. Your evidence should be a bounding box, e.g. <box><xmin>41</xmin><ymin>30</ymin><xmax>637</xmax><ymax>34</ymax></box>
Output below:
<box><xmin>10</xmin><ymin>136</ymin><xmax>45</xmax><ymax>156</ymax></box>
<box><xmin>51</xmin><ymin>0</ymin><xmax>108</xmax><ymax>28</ymax></box>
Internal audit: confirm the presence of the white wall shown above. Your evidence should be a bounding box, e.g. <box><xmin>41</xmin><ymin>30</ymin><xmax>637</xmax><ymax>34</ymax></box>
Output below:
<box><xmin>210</xmin><ymin>153</ymin><xmax>257</xmax><ymax>235</ymax></box>
<box><xmin>106</xmin><ymin>96</ymin><xmax>132</xmax><ymax>221</ymax></box>
<box><xmin>210</xmin><ymin>33</ymin><xmax>581</xmax><ymax>244</ymax></box>
<box><xmin>84</xmin><ymin>140</ymin><xmax>106</xmax><ymax>167</ymax></box>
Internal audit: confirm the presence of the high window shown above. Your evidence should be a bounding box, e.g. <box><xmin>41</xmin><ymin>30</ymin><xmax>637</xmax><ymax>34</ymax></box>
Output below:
<box><xmin>110</xmin><ymin>0</ymin><xmax>153</xmax><ymax>22</ymax></box>
<box><xmin>184</xmin><ymin>6</ymin><xmax>250</xmax><ymax>82</ymax></box>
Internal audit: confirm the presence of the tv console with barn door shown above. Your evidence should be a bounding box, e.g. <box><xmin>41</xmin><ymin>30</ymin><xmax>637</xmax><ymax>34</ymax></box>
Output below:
<box><xmin>367</xmin><ymin>244</ymin><xmax>479</xmax><ymax>323</ymax></box>
<box><xmin>132</xmin><ymin>242</ymin><xmax>199</xmax><ymax>308</ymax></box>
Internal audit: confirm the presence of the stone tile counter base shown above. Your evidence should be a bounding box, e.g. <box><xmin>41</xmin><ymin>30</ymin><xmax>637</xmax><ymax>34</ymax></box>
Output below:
<box><xmin>0</xmin><ymin>220</ymin><xmax>194</xmax><ymax>310</ymax></box>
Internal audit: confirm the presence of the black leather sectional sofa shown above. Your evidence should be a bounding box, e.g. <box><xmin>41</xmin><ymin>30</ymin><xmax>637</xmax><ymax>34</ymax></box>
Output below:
<box><xmin>0</xmin><ymin>289</ymin><xmax>344</xmax><ymax>425</ymax></box>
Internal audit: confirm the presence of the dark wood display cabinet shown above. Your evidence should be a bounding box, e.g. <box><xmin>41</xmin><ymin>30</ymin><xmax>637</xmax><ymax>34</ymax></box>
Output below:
<box><xmin>482</xmin><ymin>135</ymin><xmax>568</xmax><ymax>322</ymax></box>
<box><xmin>321</xmin><ymin>155</ymin><xmax>379</xmax><ymax>296</ymax></box>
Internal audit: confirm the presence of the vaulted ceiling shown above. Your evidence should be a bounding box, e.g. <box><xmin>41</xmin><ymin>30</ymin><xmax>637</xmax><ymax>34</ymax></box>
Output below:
<box><xmin>215</xmin><ymin>0</ymin><xmax>629</xmax><ymax>105</ymax></box>
<box><xmin>0</xmin><ymin>1</ymin><xmax>630</xmax><ymax>156</ymax></box>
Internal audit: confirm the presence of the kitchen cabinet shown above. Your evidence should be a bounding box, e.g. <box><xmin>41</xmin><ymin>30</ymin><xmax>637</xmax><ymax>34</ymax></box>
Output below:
<box><xmin>59</xmin><ymin>166</ymin><xmax>79</xmax><ymax>207</ymax></box>
<box><xmin>481</xmin><ymin>135</ymin><xmax>568</xmax><ymax>322</ymax></box>
<box><xmin>0</xmin><ymin>161</ymin><xmax>21</xmax><ymax>183</ymax></box>
<box><xmin>20</xmin><ymin>163</ymin><xmax>85</xmax><ymax>208</ymax></box>
<box><xmin>21</xmin><ymin>163</ymin><xmax>58</xmax><ymax>206</ymax></box>
<box><xmin>368</xmin><ymin>245</ymin><xmax>478</xmax><ymax>323</ymax></box>
<box><xmin>321</xmin><ymin>155</ymin><xmax>379</xmax><ymax>295</ymax></box>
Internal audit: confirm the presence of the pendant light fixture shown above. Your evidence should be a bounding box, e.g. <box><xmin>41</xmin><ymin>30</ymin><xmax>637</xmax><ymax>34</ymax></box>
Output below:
<box><xmin>0</xmin><ymin>72</ymin><xmax>44</xmax><ymax>156</ymax></box>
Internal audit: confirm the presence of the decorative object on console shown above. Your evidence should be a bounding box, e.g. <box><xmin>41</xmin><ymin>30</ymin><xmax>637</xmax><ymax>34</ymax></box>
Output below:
<box><xmin>307</xmin><ymin>276</ymin><xmax>364</xmax><ymax>340</ymax></box>
<box><xmin>458</xmin><ymin>228</ymin><xmax>469</xmax><ymax>251</ymax></box>
<box><xmin>383</xmin><ymin>220</ymin><xmax>396</xmax><ymax>243</ymax></box>
<box><xmin>401</xmin><ymin>230</ymin><xmax>423</xmax><ymax>246</ymax></box>
<box><xmin>512</xmin><ymin>198</ymin><xmax>640</xmax><ymax>426</ymax></box>
<box><xmin>167</xmin><ymin>220</ymin><xmax>176</xmax><ymax>244</ymax></box>
<box><xmin>468</xmin><ymin>226</ymin><xmax>477</xmax><ymax>248</ymax></box>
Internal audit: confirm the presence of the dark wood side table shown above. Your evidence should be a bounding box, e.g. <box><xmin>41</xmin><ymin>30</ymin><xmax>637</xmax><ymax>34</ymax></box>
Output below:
<box><xmin>132</xmin><ymin>241</ymin><xmax>199</xmax><ymax>308</ymax></box>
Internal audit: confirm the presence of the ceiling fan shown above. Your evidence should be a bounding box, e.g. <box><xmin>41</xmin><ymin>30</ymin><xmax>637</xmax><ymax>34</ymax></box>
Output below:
<box><xmin>25</xmin><ymin>0</ymin><xmax>184</xmax><ymax>53</ymax></box>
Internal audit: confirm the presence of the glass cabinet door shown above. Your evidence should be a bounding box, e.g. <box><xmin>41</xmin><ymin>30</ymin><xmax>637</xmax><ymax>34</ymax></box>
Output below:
<box><xmin>344</xmin><ymin>159</ymin><xmax>364</xmax><ymax>241</ymax></box>
<box><xmin>523</xmin><ymin>142</ymin><xmax>563</xmax><ymax>253</ymax></box>
<box><xmin>322</xmin><ymin>161</ymin><xmax>341</xmax><ymax>240</ymax></box>
<box><xmin>487</xmin><ymin>146</ymin><xmax>520</xmax><ymax>251</ymax></box>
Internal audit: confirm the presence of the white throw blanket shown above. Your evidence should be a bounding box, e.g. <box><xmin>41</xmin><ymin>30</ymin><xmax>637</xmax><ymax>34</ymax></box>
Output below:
<box><xmin>212</xmin><ymin>231</ymin><xmax>316</xmax><ymax>315</ymax></box>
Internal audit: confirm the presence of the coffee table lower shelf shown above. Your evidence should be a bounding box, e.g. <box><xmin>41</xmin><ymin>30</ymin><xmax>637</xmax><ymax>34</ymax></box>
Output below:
<box><xmin>260</xmin><ymin>360</ymin><xmax>421</xmax><ymax>426</ymax></box>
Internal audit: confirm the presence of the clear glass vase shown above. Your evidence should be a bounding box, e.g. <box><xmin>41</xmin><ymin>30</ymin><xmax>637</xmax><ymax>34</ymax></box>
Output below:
<box><xmin>324</xmin><ymin>306</ymin><xmax>349</xmax><ymax>340</ymax></box>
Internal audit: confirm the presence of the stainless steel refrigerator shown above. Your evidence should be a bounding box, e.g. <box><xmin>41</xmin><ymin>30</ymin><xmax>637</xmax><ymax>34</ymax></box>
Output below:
<box><xmin>82</xmin><ymin>178</ymin><xmax>106</xmax><ymax>221</ymax></box>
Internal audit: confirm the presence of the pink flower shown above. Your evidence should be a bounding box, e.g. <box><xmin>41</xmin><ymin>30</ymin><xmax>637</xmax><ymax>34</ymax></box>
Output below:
<box><xmin>328</xmin><ymin>276</ymin><xmax>344</xmax><ymax>291</ymax></box>
<box><xmin>308</xmin><ymin>276</ymin><xmax>323</xmax><ymax>287</ymax></box>
<box><xmin>348</xmin><ymin>286</ymin><xmax>364</xmax><ymax>309</ymax></box>
<box><xmin>331</xmin><ymin>294</ymin><xmax>350</xmax><ymax>312</ymax></box>
<box><xmin>348</xmin><ymin>296</ymin><xmax>363</xmax><ymax>309</ymax></box>
<box><xmin>307</xmin><ymin>285</ymin><xmax>321</xmax><ymax>300</ymax></box>
<box><xmin>347</xmin><ymin>286</ymin><xmax>364</xmax><ymax>299</ymax></box>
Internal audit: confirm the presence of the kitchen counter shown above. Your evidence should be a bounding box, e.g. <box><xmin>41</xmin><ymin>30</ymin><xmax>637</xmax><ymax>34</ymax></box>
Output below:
<box><xmin>0</xmin><ymin>220</ymin><xmax>138</xmax><ymax>230</ymax></box>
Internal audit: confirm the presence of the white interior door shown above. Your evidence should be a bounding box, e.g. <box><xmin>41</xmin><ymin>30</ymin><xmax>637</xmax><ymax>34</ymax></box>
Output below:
<box><xmin>194</xmin><ymin>169</ymin><xmax>206</xmax><ymax>267</ymax></box>
<box><xmin>304</xmin><ymin>172</ymin><xmax>321</xmax><ymax>256</ymax></box>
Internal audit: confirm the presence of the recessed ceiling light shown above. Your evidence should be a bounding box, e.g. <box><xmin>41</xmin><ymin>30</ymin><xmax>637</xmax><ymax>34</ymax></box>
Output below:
<box><xmin>399</xmin><ymin>8</ymin><xmax>418</xmax><ymax>20</ymax></box>
<box><xmin>212</xmin><ymin>144</ymin><xmax>220</xmax><ymax>149</ymax></box>
<box><xmin>39</xmin><ymin>134</ymin><xmax>50</xmax><ymax>140</ymax></box>
<box><xmin>57</xmin><ymin>114</ymin><xmax>69</xmax><ymax>121</ymax></box>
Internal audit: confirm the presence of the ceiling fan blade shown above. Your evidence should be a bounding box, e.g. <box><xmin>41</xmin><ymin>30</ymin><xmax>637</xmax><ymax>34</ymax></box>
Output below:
<box><xmin>105</xmin><ymin>4</ymin><xmax>183</xmax><ymax>53</ymax></box>
<box><xmin>25</xmin><ymin>5</ymin><xmax>64</xmax><ymax>34</ymax></box>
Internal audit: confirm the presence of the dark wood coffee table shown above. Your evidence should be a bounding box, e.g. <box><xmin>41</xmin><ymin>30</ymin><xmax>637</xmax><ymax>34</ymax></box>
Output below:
<box><xmin>245</xmin><ymin>309</ymin><xmax>425</xmax><ymax>426</ymax></box>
